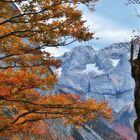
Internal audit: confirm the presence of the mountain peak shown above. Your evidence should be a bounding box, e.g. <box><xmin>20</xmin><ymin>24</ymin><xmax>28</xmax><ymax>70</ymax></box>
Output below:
<box><xmin>58</xmin><ymin>41</ymin><xmax>134</xmax><ymax>112</ymax></box>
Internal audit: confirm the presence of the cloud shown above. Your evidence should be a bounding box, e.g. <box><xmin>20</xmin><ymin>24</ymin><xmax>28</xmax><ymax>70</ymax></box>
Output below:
<box><xmin>44</xmin><ymin>47</ymin><xmax>71</xmax><ymax>57</ymax></box>
<box><xmin>81</xmin><ymin>8</ymin><xmax>133</xmax><ymax>46</ymax></box>
<box><xmin>96</xmin><ymin>29</ymin><xmax>132</xmax><ymax>43</ymax></box>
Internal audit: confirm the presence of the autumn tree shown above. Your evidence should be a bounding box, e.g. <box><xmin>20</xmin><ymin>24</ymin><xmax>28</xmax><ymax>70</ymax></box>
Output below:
<box><xmin>0</xmin><ymin>0</ymin><xmax>112</xmax><ymax>138</ymax></box>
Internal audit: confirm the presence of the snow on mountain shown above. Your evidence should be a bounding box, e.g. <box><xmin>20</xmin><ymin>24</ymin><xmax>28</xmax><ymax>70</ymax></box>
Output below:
<box><xmin>83</xmin><ymin>63</ymin><xmax>104</xmax><ymax>75</ymax></box>
<box><xmin>56</xmin><ymin>68</ymin><xmax>62</xmax><ymax>77</ymax></box>
<box><xmin>109</xmin><ymin>59</ymin><xmax>120</xmax><ymax>67</ymax></box>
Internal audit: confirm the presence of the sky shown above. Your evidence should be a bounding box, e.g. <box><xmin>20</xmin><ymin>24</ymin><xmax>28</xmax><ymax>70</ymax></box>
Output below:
<box><xmin>46</xmin><ymin>0</ymin><xmax>140</xmax><ymax>56</ymax></box>
<box><xmin>85</xmin><ymin>0</ymin><xmax>140</xmax><ymax>48</ymax></box>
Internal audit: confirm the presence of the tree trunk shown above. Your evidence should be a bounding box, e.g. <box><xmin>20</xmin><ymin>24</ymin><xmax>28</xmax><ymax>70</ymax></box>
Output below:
<box><xmin>130</xmin><ymin>39</ymin><xmax>140</xmax><ymax>140</ymax></box>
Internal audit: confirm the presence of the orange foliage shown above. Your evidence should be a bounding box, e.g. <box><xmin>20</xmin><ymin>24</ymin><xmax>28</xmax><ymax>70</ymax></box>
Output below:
<box><xmin>0</xmin><ymin>0</ymin><xmax>111</xmax><ymax>137</ymax></box>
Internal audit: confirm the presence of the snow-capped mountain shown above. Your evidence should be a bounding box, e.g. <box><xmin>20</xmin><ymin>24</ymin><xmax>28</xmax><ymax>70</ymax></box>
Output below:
<box><xmin>52</xmin><ymin>42</ymin><xmax>136</xmax><ymax>140</ymax></box>
<box><xmin>57</xmin><ymin>42</ymin><xmax>134</xmax><ymax>112</ymax></box>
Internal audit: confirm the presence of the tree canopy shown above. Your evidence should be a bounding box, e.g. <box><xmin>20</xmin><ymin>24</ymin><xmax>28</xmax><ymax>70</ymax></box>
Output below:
<box><xmin>0</xmin><ymin>0</ymin><xmax>112</xmax><ymax>138</ymax></box>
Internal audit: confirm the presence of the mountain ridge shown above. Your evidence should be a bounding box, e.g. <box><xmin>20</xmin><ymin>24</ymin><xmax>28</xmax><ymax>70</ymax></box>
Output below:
<box><xmin>50</xmin><ymin>41</ymin><xmax>136</xmax><ymax>139</ymax></box>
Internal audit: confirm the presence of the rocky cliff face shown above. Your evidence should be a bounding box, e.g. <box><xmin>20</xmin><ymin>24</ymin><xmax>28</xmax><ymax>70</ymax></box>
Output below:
<box><xmin>58</xmin><ymin>42</ymin><xmax>134</xmax><ymax>112</ymax></box>
<box><xmin>51</xmin><ymin>42</ymin><xmax>136</xmax><ymax>140</ymax></box>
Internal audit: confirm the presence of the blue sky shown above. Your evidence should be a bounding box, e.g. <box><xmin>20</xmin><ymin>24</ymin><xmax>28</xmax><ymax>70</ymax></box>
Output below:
<box><xmin>46</xmin><ymin>0</ymin><xmax>140</xmax><ymax>56</ymax></box>
<box><xmin>82</xmin><ymin>0</ymin><xmax>140</xmax><ymax>48</ymax></box>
